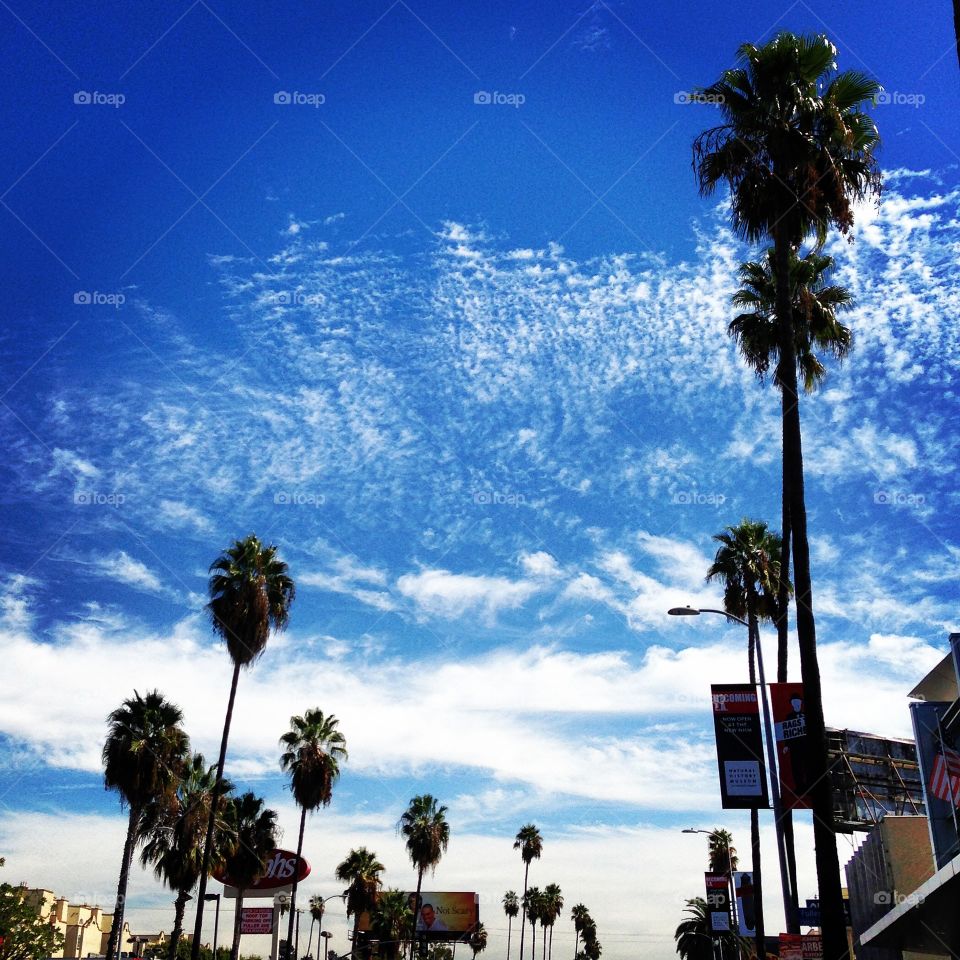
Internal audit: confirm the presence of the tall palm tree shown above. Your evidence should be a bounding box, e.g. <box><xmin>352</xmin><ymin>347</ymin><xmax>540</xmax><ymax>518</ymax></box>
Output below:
<box><xmin>579</xmin><ymin>920</ymin><xmax>599</xmax><ymax>960</ymax></box>
<box><xmin>280</xmin><ymin>710</ymin><xmax>348</xmax><ymax>956</ymax></box>
<box><xmin>513</xmin><ymin>825</ymin><xmax>542</xmax><ymax>960</ymax></box>
<box><xmin>306</xmin><ymin>894</ymin><xmax>327</xmax><ymax>960</ymax></box>
<box><xmin>139</xmin><ymin>754</ymin><xmax>231</xmax><ymax>960</ymax></box>
<box><xmin>540</xmin><ymin>885</ymin><xmax>562</xmax><ymax>960</ymax></box>
<box><xmin>730</xmin><ymin>244</ymin><xmax>853</xmax><ymax>921</ymax></box>
<box><xmin>221</xmin><ymin>792</ymin><xmax>278</xmax><ymax>960</ymax></box>
<box><xmin>370</xmin><ymin>889</ymin><xmax>413</xmax><ymax>960</ymax></box>
<box><xmin>192</xmin><ymin>535</ymin><xmax>295</xmax><ymax>960</ymax></box>
<box><xmin>336</xmin><ymin>847</ymin><xmax>385</xmax><ymax>959</ymax></box>
<box><xmin>469</xmin><ymin>922</ymin><xmax>488</xmax><ymax>960</ymax></box>
<box><xmin>502</xmin><ymin>892</ymin><xmax>519</xmax><ymax>960</ymax></box>
<box><xmin>103</xmin><ymin>690</ymin><xmax>189</xmax><ymax>960</ymax></box>
<box><xmin>399</xmin><ymin>795</ymin><xmax>450</xmax><ymax>960</ymax></box>
<box><xmin>693</xmin><ymin>34</ymin><xmax>881</xmax><ymax>958</ymax></box>
<box><xmin>706</xmin><ymin>521</ymin><xmax>787</xmax><ymax>960</ymax></box>
<box><xmin>569</xmin><ymin>905</ymin><xmax>590</xmax><ymax>960</ymax></box>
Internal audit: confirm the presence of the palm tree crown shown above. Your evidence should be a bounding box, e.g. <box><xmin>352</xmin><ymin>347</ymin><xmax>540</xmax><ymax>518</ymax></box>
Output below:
<box><xmin>706</xmin><ymin>520</ymin><xmax>785</xmax><ymax>626</ymax></box>
<box><xmin>208</xmin><ymin>534</ymin><xmax>295</xmax><ymax>667</ymax></box>
<box><xmin>280</xmin><ymin>709</ymin><xmax>348</xmax><ymax>811</ymax></box>
<box><xmin>707</xmin><ymin>829</ymin><xmax>738</xmax><ymax>875</ymax></box>
<box><xmin>336</xmin><ymin>846</ymin><xmax>385</xmax><ymax>958</ymax></box>
<box><xmin>513</xmin><ymin>824</ymin><xmax>543</xmax><ymax>865</ymax></box>
<box><xmin>400</xmin><ymin>794</ymin><xmax>450</xmax><ymax>875</ymax></box>
<box><xmin>693</xmin><ymin>32</ymin><xmax>881</xmax><ymax>246</ymax></box>
<box><xmin>370</xmin><ymin>889</ymin><xmax>413</xmax><ymax>960</ymax></box>
<box><xmin>731</xmin><ymin>249</ymin><xmax>853</xmax><ymax>393</ymax></box>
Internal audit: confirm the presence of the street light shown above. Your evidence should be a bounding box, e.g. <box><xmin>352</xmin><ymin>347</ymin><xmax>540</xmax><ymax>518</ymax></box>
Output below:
<box><xmin>668</xmin><ymin>605</ymin><xmax>796</xmax><ymax>931</ymax></box>
<box><xmin>204</xmin><ymin>895</ymin><xmax>221</xmax><ymax>960</ymax></box>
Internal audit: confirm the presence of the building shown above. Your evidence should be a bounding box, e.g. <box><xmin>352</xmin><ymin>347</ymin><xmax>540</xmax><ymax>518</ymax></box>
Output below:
<box><xmin>844</xmin><ymin>634</ymin><xmax>960</xmax><ymax>959</ymax></box>
<box><xmin>21</xmin><ymin>887</ymin><xmax>168</xmax><ymax>959</ymax></box>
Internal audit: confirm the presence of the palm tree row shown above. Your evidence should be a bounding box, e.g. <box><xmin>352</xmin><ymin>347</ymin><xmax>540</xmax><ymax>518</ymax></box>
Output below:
<box><xmin>693</xmin><ymin>30</ymin><xmax>882</xmax><ymax>960</ymax></box>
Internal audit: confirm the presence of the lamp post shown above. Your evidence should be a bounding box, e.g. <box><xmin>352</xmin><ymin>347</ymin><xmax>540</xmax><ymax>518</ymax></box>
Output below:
<box><xmin>669</xmin><ymin>605</ymin><xmax>796</xmax><ymax>933</ymax></box>
<box><xmin>203</xmin><ymin>894</ymin><xmax>221</xmax><ymax>959</ymax></box>
<box><xmin>320</xmin><ymin>931</ymin><xmax>332</xmax><ymax>960</ymax></box>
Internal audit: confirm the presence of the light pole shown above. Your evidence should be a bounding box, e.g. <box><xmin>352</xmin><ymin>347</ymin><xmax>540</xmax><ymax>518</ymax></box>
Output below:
<box><xmin>204</xmin><ymin>894</ymin><xmax>221</xmax><ymax>959</ymax></box>
<box><xmin>320</xmin><ymin>931</ymin><xmax>332</xmax><ymax>960</ymax></box>
<box><xmin>669</xmin><ymin>605</ymin><xmax>795</xmax><ymax>933</ymax></box>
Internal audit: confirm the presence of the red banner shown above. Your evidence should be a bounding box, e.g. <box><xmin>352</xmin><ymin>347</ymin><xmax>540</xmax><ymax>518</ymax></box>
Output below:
<box><xmin>770</xmin><ymin>683</ymin><xmax>813</xmax><ymax>810</ymax></box>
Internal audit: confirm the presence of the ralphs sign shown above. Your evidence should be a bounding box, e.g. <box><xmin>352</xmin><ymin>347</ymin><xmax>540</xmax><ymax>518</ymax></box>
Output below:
<box><xmin>213</xmin><ymin>849</ymin><xmax>311</xmax><ymax>890</ymax></box>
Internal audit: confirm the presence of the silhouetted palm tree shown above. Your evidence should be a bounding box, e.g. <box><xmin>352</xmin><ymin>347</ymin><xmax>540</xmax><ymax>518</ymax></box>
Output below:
<box><xmin>336</xmin><ymin>847</ymin><xmax>384</xmax><ymax>959</ymax></box>
<box><xmin>370</xmin><ymin>889</ymin><xmax>413</xmax><ymax>960</ymax></box>
<box><xmin>469</xmin><ymin>923</ymin><xmax>488</xmax><ymax>960</ymax></box>
<box><xmin>281</xmin><ymin>710</ymin><xmax>348</xmax><ymax>956</ymax></box>
<box><xmin>569</xmin><ymin>905</ymin><xmax>590</xmax><ymax>960</ymax></box>
<box><xmin>503</xmin><ymin>891</ymin><xmax>519</xmax><ymax>960</ymax></box>
<box><xmin>513</xmin><ymin>825</ymin><xmax>542</xmax><ymax>960</ymax></box>
<box><xmin>191</xmin><ymin>535</ymin><xmax>295</xmax><ymax>960</ymax></box>
<box><xmin>103</xmin><ymin>690</ymin><xmax>189</xmax><ymax>960</ymax></box>
<box><xmin>399</xmin><ymin>795</ymin><xmax>449</xmax><ymax>960</ymax></box>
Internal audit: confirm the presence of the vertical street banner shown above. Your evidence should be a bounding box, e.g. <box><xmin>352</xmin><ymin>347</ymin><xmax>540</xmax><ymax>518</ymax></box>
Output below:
<box><xmin>910</xmin><ymin>700</ymin><xmax>960</xmax><ymax>868</ymax></box>
<box><xmin>733</xmin><ymin>871</ymin><xmax>756</xmax><ymax>937</ymax></box>
<box><xmin>711</xmin><ymin>684</ymin><xmax>769</xmax><ymax>809</ymax></box>
<box><xmin>704</xmin><ymin>873</ymin><xmax>731</xmax><ymax>933</ymax></box>
<box><xmin>770</xmin><ymin>682</ymin><xmax>813</xmax><ymax>810</ymax></box>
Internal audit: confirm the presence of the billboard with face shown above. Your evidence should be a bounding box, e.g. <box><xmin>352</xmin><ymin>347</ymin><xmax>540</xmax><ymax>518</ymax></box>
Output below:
<box><xmin>358</xmin><ymin>892</ymin><xmax>479</xmax><ymax>941</ymax></box>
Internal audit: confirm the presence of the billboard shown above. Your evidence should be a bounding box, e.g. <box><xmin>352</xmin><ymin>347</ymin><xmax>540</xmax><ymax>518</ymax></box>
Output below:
<box><xmin>733</xmin><ymin>872</ymin><xmax>756</xmax><ymax>937</ymax></box>
<box><xmin>771</xmin><ymin>683</ymin><xmax>813</xmax><ymax>809</ymax></box>
<box><xmin>779</xmin><ymin>934</ymin><xmax>803</xmax><ymax>960</ymax></box>
<box><xmin>241</xmin><ymin>908</ymin><xmax>274</xmax><ymax>934</ymax></box>
<box><xmin>358</xmin><ymin>893</ymin><xmax>479</xmax><ymax>941</ymax></box>
<box><xmin>213</xmin><ymin>848</ymin><xmax>311</xmax><ymax>892</ymax></box>
<box><xmin>711</xmin><ymin>685</ymin><xmax>769</xmax><ymax>809</ymax></box>
<box><xmin>704</xmin><ymin>874</ymin><xmax>731</xmax><ymax>933</ymax></box>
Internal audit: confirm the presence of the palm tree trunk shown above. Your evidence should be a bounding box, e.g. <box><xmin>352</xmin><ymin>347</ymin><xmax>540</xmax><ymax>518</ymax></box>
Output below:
<box><xmin>192</xmin><ymin>660</ymin><xmax>243</xmax><ymax>960</ymax></box>
<box><xmin>745</xmin><ymin>596</ymin><xmax>765</xmax><ymax>960</ymax></box>
<box><xmin>287</xmin><ymin>806</ymin><xmax>308</xmax><ymax>957</ymax></box>
<box><xmin>351</xmin><ymin>910</ymin><xmax>362</xmax><ymax>960</ymax></box>
<box><xmin>230</xmin><ymin>889</ymin><xmax>245</xmax><ymax>960</ymax></box>
<box><xmin>518</xmin><ymin>865</ymin><xmax>529</xmax><ymax>960</ymax></box>
<box><xmin>106</xmin><ymin>803</ymin><xmax>140</xmax><ymax>960</ymax></box>
<box><xmin>571</xmin><ymin>931</ymin><xmax>577</xmax><ymax>960</ymax></box>
<box><xmin>168</xmin><ymin>890</ymin><xmax>190</xmax><ymax>960</ymax></box>
<box><xmin>774</xmin><ymin>232</ymin><xmax>844</xmax><ymax>960</ymax></box>
<box><xmin>409</xmin><ymin>866</ymin><xmax>424</xmax><ymax>960</ymax></box>
<box><xmin>506</xmin><ymin>916</ymin><xmax>512</xmax><ymax>960</ymax></box>
<box><xmin>530</xmin><ymin>918</ymin><xmax>536</xmax><ymax>960</ymax></box>
<box><xmin>777</xmin><ymin>415</ymin><xmax>801</xmax><ymax>933</ymax></box>
<box><xmin>547</xmin><ymin>924</ymin><xmax>553</xmax><ymax>960</ymax></box>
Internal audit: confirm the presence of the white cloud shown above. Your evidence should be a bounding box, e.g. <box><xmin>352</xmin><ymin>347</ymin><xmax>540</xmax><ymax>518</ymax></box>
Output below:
<box><xmin>89</xmin><ymin>552</ymin><xmax>166</xmax><ymax>594</ymax></box>
<box><xmin>396</xmin><ymin>569</ymin><xmax>539</xmax><ymax>620</ymax></box>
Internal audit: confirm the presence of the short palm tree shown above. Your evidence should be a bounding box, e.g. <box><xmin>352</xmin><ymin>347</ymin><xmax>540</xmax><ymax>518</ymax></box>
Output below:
<box><xmin>222</xmin><ymin>792</ymin><xmax>278</xmax><ymax>960</ymax></box>
<box><xmin>306</xmin><ymin>894</ymin><xmax>327</xmax><ymax>960</ymax></box>
<box><xmin>694</xmin><ymin>34</ymin><xmax>881</xmax><ymax>955</ymax></box>
<box><xmin>674</xmin><ymin>897</ymin><xmax>748</xmax><ymax>960</ymax></box>
<box><xmin>540</xmin><ymin>885</ymin><xmax>562</xmax><ymax>960</ymax></box>
<box><xmin>399</xmin><ymin>795</ymin><xmax>450</xmax><ymax>960</ymax></box>
<box><xmin>579</xmin><ymin>919</ymin><xmax>600</xmax><ymax>960</ymax></box>
<box><xmin>523</xmin><ymin>888</ymin><xmax>543</xmax><ymax>960</ymax></box>
<box><xmin>569</xmin><ymin>905</ymin><xmax>590</xmax><ymax>960</ymax></box>
<box><xmin>103</xmin><ymin>690</ymin><xmax>189</xmax><ymax>960</ymax></box>
<box><xmin>191</xmin><ymin>535</ymin><xmax>295</xmax><ymax>960</ymax></box>
<box><xmin>503</xmin><ymin>892</ymin><xmax>519</xmax><ymax>960</ymax></box>
<box><xmin>281</xmin><ymin>710</ymin><xmax>348</xmax><ymax>955</ymax></box>
<box><xmin>706</xmin><ymin>829</ymin><xmax>738</xmax><ymax>876</ymax></box>
<box><xmin>336</xmin><ymin>847</ymin><xmax>385</xmax><ymax>959</ymax></box>
<box><xmin>513</xmin><ymin>825</ymin><xmax>542</xmax><ymax>960</ymax></box>
<box><xmin>370</xmin><ymin>889</ymin><xmax>413</xmax><ymax>960</ymax></box>
<box><xmin>139</xmin><ymin>754</ymin><xmax>230</xmax><ymax>960</ymax></box>
<box><xmin>469</xmin><ymin>922</ymin><xmax>488</xmax><ymax>960</ymax></box>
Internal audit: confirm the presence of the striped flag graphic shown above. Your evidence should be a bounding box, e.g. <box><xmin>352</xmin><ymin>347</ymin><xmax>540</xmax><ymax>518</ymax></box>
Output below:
<box><xmin>929</xmin><ymin>745</ymin><xmax>960</xmax><ymax>806</ymax></box>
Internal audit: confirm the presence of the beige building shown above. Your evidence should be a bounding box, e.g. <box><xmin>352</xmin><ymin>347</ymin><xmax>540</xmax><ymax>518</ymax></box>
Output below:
<box><xmin>22</xmin><ymin>887</ymin><xmax>168</xmax><ymax>959</ymax></box>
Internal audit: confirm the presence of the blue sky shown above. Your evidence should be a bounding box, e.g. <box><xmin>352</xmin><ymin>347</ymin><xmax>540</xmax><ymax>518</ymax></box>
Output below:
<box><xmin>1</xmin><ymin>1</ymin><xmax>959</xmax><ymax>957</ymax></box>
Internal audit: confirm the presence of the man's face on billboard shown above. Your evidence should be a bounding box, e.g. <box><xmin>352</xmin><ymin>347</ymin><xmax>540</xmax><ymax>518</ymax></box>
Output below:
<box><xmin>421</xmin><ymin>906</ymin><xmax>436</xmax><ymax>927</ymax></box>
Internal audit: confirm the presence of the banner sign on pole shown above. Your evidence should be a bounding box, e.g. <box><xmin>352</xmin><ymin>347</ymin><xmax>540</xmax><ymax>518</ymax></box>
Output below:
<box><xmin>779</xmin><ymin>934</ymin><xmax>803</xmax><ymax>960</ymax></box>
<box><xmin>241</xmin><ymin>907</ymin><xmax>274</xmax><ymax>934</ymax></box>
<box><xmin>910</xmin><ymin>700</ymin><xmax>960</xmax><ymax>868</ymax></box>
<box><xmin>711</xmin><ymin>684</ymin><xmax>769</xmax><ymax>809</ymax></box>
<box><xmin>733</xmin><ymin>871</ymin><xmax>756</xmax><ymax>936</ymax></box>
<box><xmin>704</xmin><ymin>873</ymin><xmax>731</xmax><ymax>933</ymax></box>
<box><xmin>770</xmin><ymin>683</ymin><xmax>813</xmax><ymax>809</ymax></box>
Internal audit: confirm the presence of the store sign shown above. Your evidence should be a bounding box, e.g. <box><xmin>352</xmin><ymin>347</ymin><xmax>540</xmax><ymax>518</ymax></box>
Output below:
<box><xmin>213</xmin><ymin>849</ymin><xmax>311</xmax><ymax>890</ymax></box>
<box><xmin>241</xmin><ymin>908</ymin><xmax>274</xmax><ymax>935</ymax></box>
<box><xmin>711</xmin><ymin>684</ymin><xmax>769</xmax><ymax>809</ymax></box>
